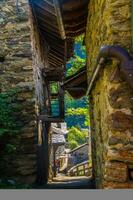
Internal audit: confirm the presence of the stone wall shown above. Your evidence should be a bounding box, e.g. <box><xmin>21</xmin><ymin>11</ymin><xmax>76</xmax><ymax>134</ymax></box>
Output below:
<box><xmin>0</xmin><ymin>0</ymin><xmax>36</xmax><ymax>184</ymax></box>
<box><xmin>86</xmin><ymin>0</ymin><xmax>133</xmax><ymax>188</ymax></box>
<box><xmin>86</xmin><ymin>0</ymin><xmax>131</xmax><ymax>80</ymax></box>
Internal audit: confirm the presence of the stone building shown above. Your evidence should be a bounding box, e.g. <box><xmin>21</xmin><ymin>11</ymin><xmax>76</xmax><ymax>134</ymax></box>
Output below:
<box><xmin>51</xmin><ymin>123</ymin><xmax>67</xmax><ymax>177</ymax></box>
<box><xmin>85</xmin><ymin>0</ymin><xmax>133</xmax><ymax>189</ymax></box>
<box><xmin>0</xmin><ymin>0</ymin><xmax>36</xmax><ymax>184</ymax></box>
<box><xmin>51</xmin><ymin>123</ymin><xmax>68</xmax><ymax>160</ymax></box>
<box><xmin>0</xmin><ymin>0</ymin><xmax>133</xmax><ymax>189</ymax></box>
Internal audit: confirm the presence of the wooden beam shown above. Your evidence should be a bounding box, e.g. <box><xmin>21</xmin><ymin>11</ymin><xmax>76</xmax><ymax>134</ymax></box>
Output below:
<box><xmin>37</xmin><ymin>15</ymin><xmax>58</xmax><ymax>29</ymax></box>
<box><xmin>64</xmin><ymin>19</ymin><xmax>86</xmax><ymax>28</ymax></box>
<box><xmin>43</xmin><ymin>32</ymin><xmax>63</xmax><ymax>45</ymax></box>
<box><xmin>48</xmin><ymin>61</ymin><xmax>59</xmax><ymax>68</ymax></box>
<box><xmin>33</xmin><ymin>1</ymin><xmax>56</xmax><ymax>16</ymax></box>
<box><xmin>45</xmin><ymin>72</ymin><xmax>64</xmax><ymax>81</ymax></box>
<box><xmin>66</xmin><ymin>28</ymin><xmax>86</xmax><ymax>38</ymax></box>
<box><xmin>65</xmin><ymin>23</ymin><xmax>86</xmax><ymax>32</ymax></box>
<box><xmin>38</xmin><ymin>115</ymin><xmax>64</xmax><ymax>122</ymax></box>
<box><xmin>65</xmin><ymin>87</ymin><xmax>86</xmax><ymax>92</ymax></box>
<box><xmin>34</xmin><ymin>6</ymin><xmax>56</xmax><ymax>22</ymax></box>
<box><xmin>63</xmin><ymin>9</ymin><xmax>88</xmax><ymax>20</ymax></box>
<box><xmin>51</xmin><ymin>44</ymin><xmax>65</xmax><ymax>52</ymax></box>
<box><xmin>48</xmin><ymin>61</ymin><xmax>62</xmax><ymax>68</ymax></box>
<box><xmin>49</xmin><ymin>54</ymin><xmax>63</xmax><ymax>63</ymax></box>
<box><xmin>66</xmin><ymin>27</ymin><xmax>86</xmax><ymax>34</ymax></box>
<box><xmin>62</xmin><ymin>0</ymin><xmax>88</xmax><ymax>11</ymax></box>
<box><xmin>39</xmin><ymin>27</ymin><xmax>60</xmax><ymax>38</ymax></box>
<box><xmin>50</xmin><ymin>48</ymin><xmax>65</xmax><ymax>58</ymax></box>
<box><xmin>53</xmin><ymin>0</ymin><xmax>66</xmax><ymax>40</ymax></box>
<box><xmin>64</xmin><ymin>14</ymin><xmax>87</xmax><ymax>24</ymax></box>
<box><xmin>38</xmin><ymin>22</ymin><xmax>59</xmax><ymax>34</ymax></box>
<box><xmin>48</xmin><ymin>41</ymin><xmax>64</xmax><ymax>50</ymax></box>
<box><xmin>41</xmin><ymin>0</ymin><xmax>54</xmax><ymax>7</ymax></box>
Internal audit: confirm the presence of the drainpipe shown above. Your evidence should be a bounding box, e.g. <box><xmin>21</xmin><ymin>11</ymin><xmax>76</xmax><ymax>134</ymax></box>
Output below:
<box><xmin>86</xmin><ymin>45</ymin><xmax>133</xmax><ymax>95</ymax></box>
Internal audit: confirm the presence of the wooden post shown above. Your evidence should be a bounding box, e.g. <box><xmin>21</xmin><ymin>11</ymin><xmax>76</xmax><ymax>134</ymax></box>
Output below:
<box><xmin>36</xmin><ymin>79</ymin><xmax>51</xmax><ymax>185</ymax></box>
<box><xmin>53</xmin><ymin>145</ymin><xmax>58</xmax><ymax>177</ymax></box>
<box><xmin>77</xmin><ymin>166</ymin><xmax>79</xmax><ymax>176</ymax></box>
<box><xmin>83</xmin><ymin>164</ymin><xmax>86</xmax><ymax>176</ymax></box>
<box><xmin>53</xmin><ymin>145</ymin><xmax>56</xmax><ymax>177</ymax></box>
<box><xmin>58</xmin><ymin>82</ymin><xmax>65</xmax><ymax>119</ymax></box>
<box><xmin>36</xmin><ymin>120</ymin><xmax>50</xmax><ymax>185</ymax></box>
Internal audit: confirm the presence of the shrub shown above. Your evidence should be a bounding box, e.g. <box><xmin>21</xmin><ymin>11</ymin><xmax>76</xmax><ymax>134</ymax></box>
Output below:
<box><xmin>68</xmin><ymin>127</ymin><xmax>88</xmax><ymax>150</ymax></box>
<box><xmin>0</xmin><ymin>88</ymin><xmax>21</xmax><ymax>137</ymax></box>
<box><xmin>0</xmin><ymin>88</ymin><xmax>22</xmax><ymax>153</ymax></box>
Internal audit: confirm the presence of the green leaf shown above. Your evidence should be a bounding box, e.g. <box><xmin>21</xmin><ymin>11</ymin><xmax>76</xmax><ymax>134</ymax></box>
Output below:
<box><xmin>68</xmin><ymin>127</ymin><xmax>88</xmax><ymax>150</ymax></box>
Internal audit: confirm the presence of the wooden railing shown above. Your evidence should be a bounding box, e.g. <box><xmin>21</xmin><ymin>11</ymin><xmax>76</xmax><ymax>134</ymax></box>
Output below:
<box><xmin>67</xmin><ymin>161</ymin><xmax>92</xmax><ymax>177</ymax></box>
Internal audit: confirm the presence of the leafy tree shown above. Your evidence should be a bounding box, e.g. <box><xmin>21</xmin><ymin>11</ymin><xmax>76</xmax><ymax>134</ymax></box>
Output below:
<box><xmin>0</xmin><ymin>88</ymin><xmax>21</xmax><ymax>137</ymax></box>
<box><xmin>65</xmin><ymin>35</ymin><xmax>89</xmax><ymax>128</ymax></box>
<box><xmin>66</xmin><ymin>107</ymin><xmax>90</xmax><ymax>127</ymax></box>
<box><xmin>65</xmin><ymin>96</ymin><xmax>89</xmax><ymax>128</ymax></box>
<box><xmin>66</xmin><ymin>34</ymin><xmax>86</xmax><ymax>77</ymax></box>
<box><xmin>68</xmin><ymin>126</ymin><xmax>88</xmax><ymax>150</ymax></box>
<box><xmin>66</xmin><ymin>56</ymin><xmax>86</xmax><ymax>77</ymax></box>
<box><xmin>0</xmin><ymin>88</ymin><xmax>22</xmax><ymax>154</ymax></box>
<box><xmin>69</xmin><ymin>140</ymin><xmax>78</xmax><ymax>150</ymax></box>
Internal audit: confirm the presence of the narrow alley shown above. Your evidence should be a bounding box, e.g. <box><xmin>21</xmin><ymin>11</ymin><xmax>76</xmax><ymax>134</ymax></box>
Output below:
<box><xmin>0</xmin><ymin>0</ymin><xmax>133</xmax><ymax>190</ymax></box>
<box><xmin>36</xmin><ymin>175</ymin><xmax>95</xmax><ymax>189</ymax></box>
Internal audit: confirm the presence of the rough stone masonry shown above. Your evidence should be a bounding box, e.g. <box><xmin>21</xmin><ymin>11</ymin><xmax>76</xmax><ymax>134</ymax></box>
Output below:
<box><xmin>0</xmin><ymin>0</ymin><xmax>133</xmax><ymax>189</ymax></box>
<box><xmin>86</xmin><ymin>0</ymin><xmax>133</xmax><ymax>189</ymax></box>
<box><xmin>0</xmin><ymin>0</ymin><xmax>36</xmax><ymax>184</ymax></box>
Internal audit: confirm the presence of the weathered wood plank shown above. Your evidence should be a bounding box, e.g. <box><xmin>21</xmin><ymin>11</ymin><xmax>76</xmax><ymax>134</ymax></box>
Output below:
<box><xmin>53</xmin><ymin>0</ymin><xmax>66</xmax><ymax>40</ymax></box>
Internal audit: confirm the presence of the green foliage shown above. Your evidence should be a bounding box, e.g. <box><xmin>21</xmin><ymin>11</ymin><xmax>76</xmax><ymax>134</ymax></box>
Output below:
<box><xmin>75</xmin><ymin>34</ymin><xmax>84</xmax><ymax>43</ymax></box>
<box><xmin>4</xmin><ymin>144</ymin><xmax>17</xmax><ymax>154</ymax></box>
<box><xmin>75</xmin><ymin>35</ymin><xmax>86</xmax><ymax>52</ymax></box>
<box><xmin>65</xmin><ymin>35</ymin><xmax>89</xmax><ymax>128</ymax></box>
<box><xmin>74</xmin><ymin>35</ymin><xmax>86</xmax><ymax>54</ymax></box>
<box><xmin>69</xmin><ymin>140</ymin><xmax>78</xmax><ymax>150</ymax></box>
<box><xmin>65</xmin><ymin>96</ymin><xmax>89</xmax><ymax>128</ymax></box>
<box><xmin>68</xmin><ymin>127</ymin><xmax>88</xmax><ymax>150</ymax></box>
<box><xmin>66</xmin><ymin>107</ymin><xmax>90</xmax><ymax>127</ymax></box>
<box><xmin>66</xmin><ymin>34</ymin><xmax>86</xmax><ymax>77</ymax></box>
<box><xmin>0</xmin><ymin>88</ymin><xmax>21</xmax><ymax>137</ymax></box>
<box><xmin>50</xmin><ymin>82</ymin><xmax>58</xmax><ymax>94</ymax></box>
<box><xmin>66</xmin><ymin>56</ymin><xmax>86</xmax><ymax>77</ymax></box>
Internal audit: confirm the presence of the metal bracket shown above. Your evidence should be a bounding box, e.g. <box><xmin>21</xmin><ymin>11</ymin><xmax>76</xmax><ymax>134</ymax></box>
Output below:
<box><xmin>86</xmin><ymin>45</ymin><xmax>133</xmax><ymax>95</ymax></box>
